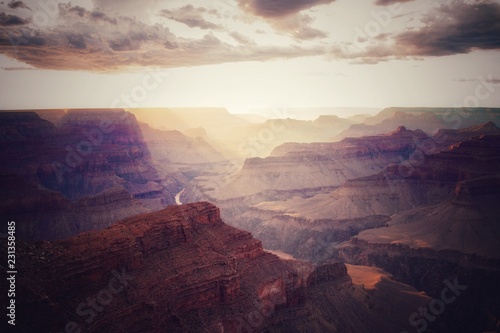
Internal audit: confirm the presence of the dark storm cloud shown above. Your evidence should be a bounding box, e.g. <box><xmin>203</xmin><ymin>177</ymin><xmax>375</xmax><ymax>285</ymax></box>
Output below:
<box><xmin>239</xmin><ymin>0</ymin><xmax>335</xmax><ymax>18</ymax></box>
<box><xmin>0</xmin><ymin>12</ymin><xmax>28</xmax><ymax>25</ymax></box>
<box><xmin>393</xmin><ymin>1</ymin><xmax>500</xmax><ymax>56</ymax></box>
<box><xmin>159</xmin><ymin>5</ymin><xmax>221</xmax><ymax>30</ymax></box>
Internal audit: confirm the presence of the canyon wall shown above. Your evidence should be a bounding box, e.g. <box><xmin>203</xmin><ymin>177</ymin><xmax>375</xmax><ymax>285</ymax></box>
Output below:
<box><xmin>0</xmin><ymin>110</ymin><xmax>226</xmax><ymax>240</ymax></box>
<box><xmin>0</xmin><ymin>202</ymin><xmax>429</xmax><ymax>333</ymax></box>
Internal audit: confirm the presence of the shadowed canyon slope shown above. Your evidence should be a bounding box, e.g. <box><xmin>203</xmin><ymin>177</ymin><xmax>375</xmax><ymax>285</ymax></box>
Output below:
<box><xmin>0</xmin><ymin>109</ymin><xmax>227</xmax><ymax>239</ymax></box>
<box><xmin>0</xmin><ymin>202</ymin><xmax>429</xmax><ymax>333</ymax></box>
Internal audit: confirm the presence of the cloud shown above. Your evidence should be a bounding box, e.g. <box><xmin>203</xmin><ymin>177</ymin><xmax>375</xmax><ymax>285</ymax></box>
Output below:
<box><xmin>0</xmin><ymin>12</ymin><xmax>28</xmax><ymax>25</ymax></box>
<box><xmin>393</xmin><ymin>1</ymin><xmax>500</xmax><ymax>56</ymax></box>
<box><xmin>337</xmin><ymin>0</ymin><xmax>500</xmax><ymax>63</ymax></box>
<box><xmin>93</xmin><ymin>0</ymin><xmax>157</xmax><ymax>22</ymax></box>
<box><xmin>229</xmin><ymin>31</ymin><xmax>256</xmax><ymax>45</ymax></box>
<box><xmin>7</xmin><ymin>1</ymin><xmax>30</xmax><ymax>10</ymax></box>
<box><xmin>237</xmin><ymin>0</ymin><xmax>329</xmax><ymax>41</ymax></box>
<box><xmin>270</xmin><ymin>14</ymin><xmax>328</xmax><ymax>40</ymax></box>
<box><xmin>159</xmin><ymin>5</ymin><xmax>221</xmax><ymax>30</ymax></box>
<box><xmin>457</xmin><ymin>77</ymin><xmax>500</xmax><ymax>85</ymax></box>
<box><xmin>375</xmin><ymin>0</ymin><xmax>415</xmax><ymax>6</ymax></box>
<box><xmin>486</xmin><ymin>78</ymin><xmax>500</xmax><ymax>85</ymax></box>
<box><xmin>89</xmin><ymin>10</ymin><xmax>118</xmax><ymax>25</ymax></box>
<box><xmin>59</xmin><ymin>5</ymin><xmax>117</xmax><ymax>25</ymax></box>
<box><xmin>1</xmin><ymin>65</ymin><xmax>34</xmax><ymax>70</ymax></box>
<box><xmin>0</xmin><ymin>3</ymin><xmax>322</xmax><ymax>71</ymax></box>
<box><xmin>239</xmin><ymin>0</ymin><xmax>335</xmax><ymax>18</ymax></box>
<box><xmin>331</xmin><ymin>43</ymin><xmax>394</xmax><ymax>64</ymax></box>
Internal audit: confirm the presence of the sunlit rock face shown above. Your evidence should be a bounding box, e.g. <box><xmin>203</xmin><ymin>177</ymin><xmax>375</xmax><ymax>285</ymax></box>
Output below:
<box><xmin>199</xmin><ymin>126</ymin><xmax>428</xmax><ymax>200</ymax></box>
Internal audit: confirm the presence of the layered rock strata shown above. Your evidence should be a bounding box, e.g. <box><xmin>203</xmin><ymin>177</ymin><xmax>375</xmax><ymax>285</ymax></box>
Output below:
<box><xmin>0</xmin><ymin>202</ymin><xmax>429</xmax><ymax>333</ymax></box>
<box><xmin>0</xmin><ymin>110</ymin><xmax>225</xmax><ymax>240</ymax></box>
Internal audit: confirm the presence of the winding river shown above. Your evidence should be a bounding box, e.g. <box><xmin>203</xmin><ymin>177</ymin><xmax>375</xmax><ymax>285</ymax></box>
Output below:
<box><xmin>175</xmin><ymin>188</ymin><xmax>185</xmax><ymax>205</ymax></box>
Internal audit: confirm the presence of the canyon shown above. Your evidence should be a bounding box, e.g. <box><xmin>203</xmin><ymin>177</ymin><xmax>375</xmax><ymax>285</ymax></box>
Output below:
<box><xmin>0</xmin><ymin>109</ymin><xmax>227</xmax><ymax>239</ymax></box>
<box><xmin>180</xmin><ymin>110</ymin><xmax>500</xmax><ymax>332</ymax></box>
<box><xmin>183</xmin><ymin>119</ymin><xmax>500</xmax><ymax>260</ymax></box>
<box><xmin>2</xmin><ymin>107</ymin><xmax>500</xmax><ymax>332</ymax></box>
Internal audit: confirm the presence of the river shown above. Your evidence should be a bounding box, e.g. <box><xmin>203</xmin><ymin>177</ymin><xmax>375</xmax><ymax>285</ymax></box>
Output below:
<box><xmin>175</xmin><ymin>188</ymin><xmax>185</xmax><ymax>205</ymax></box>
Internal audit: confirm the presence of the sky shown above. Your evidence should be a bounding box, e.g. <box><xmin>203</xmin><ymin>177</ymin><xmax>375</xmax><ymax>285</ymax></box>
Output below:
<box><xmin>0</xmin><ymin>0</ymin><xmax>499</xmax><ymax>115</ymax></box>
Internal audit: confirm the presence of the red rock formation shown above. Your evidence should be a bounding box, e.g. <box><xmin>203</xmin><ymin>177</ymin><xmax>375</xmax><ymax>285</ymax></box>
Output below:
<box><xmin>0</xmin><ymin>202</ymin><xmax>429</xmax><ymax>333</ymax></box>
<box><xmin>433</xmin><ymin>121</ymin><xmax>500</xmax><ymax>151</ymax></box>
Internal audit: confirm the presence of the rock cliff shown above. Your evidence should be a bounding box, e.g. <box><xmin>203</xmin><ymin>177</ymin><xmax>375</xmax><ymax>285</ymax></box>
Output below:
<box><xmin>0</xmin><ymin>111</ymin><xmax>56</xmax><ymax>141</ymax></box>
<box><xmin>0</xmin><ymin>110</ymin><xmax>225</xmax><ymax>240</ymax></box>
<box><xmin>138</xmin><ymin>122</ymin><xmax>230</xmax><ymax>179</ymax></box>
<box><xmin>0</xmin><ymin>202</ymin><xmax>431</xmax><ymax>333</ymax></box>
<box><xmin>194</xmin><ymin>127</ymin><xmax>428</xmax><ymax>200</ymax></box>
<box><xmin>230</xmin><ymin>133</ymin><xmax>500</xmax><ymax>261</ymax></box>
<box><xmin>433</xmin><ymin>121</ymin><xmax>500</xmax><ymax>150</ymax></box>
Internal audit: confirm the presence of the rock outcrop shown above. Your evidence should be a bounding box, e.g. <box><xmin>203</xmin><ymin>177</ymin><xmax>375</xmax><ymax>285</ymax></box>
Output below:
<box><xmin>433</xmin><ymin>121</ymin><xmax>500</xmax><ymax>150</ymax></box>
<box><xmin>0</xmin><ymin>202</ymin><xmax>430</xmax><ymax>333</ymax></box>
<box><xmin>327</xmin><ymin>135</ymin><xmax>500</xmax><ymax>333</ymax></box>
<box><xmin>335</xmin><ymin>237</ymin><xmax>500</xmax><ymax>333</ymax></box>
<box><xmin>353</xmin><ymin>175</ymin><xmax>500</xmax><ymax>259</ymax></box>
<box><xmin>0</xmin><ymin>111</ymin><xmax>56</xmax><ymax>141</ymax></box>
